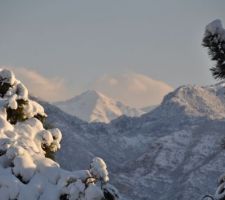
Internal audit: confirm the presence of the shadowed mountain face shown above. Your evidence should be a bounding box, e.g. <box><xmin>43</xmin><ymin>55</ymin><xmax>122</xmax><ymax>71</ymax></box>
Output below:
<box><xmin>39</xmin><ymin>82</ymin><xmax>225</xmax><ymax>200</ymax></box>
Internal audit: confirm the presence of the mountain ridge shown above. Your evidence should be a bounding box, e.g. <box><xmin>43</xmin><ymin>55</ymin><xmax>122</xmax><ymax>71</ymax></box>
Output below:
<box><xmin>54</xmin><ymin>90</ymin><xmax>144</xmax><ymax>123</ymax></box>
<box><xmin>39</xmin><ymin>82</ymin><xmax>225</xmax><ymax>200</ymax></box>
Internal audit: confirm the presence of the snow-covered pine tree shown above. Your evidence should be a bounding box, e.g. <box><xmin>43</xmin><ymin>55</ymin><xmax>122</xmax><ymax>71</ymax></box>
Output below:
<box><xmin>202</xmin><ymin>19</ymin><xmax>225</xmax><ymax>79</ymax></box>
<box><xmin>0</xmin><ymin>68</ymin><xmax>119</xmax><ymax>200</ymax></box>
<box><xmin>0</xmin><ymin>69</ymin><xmax>47</xmax><ymax>124</ymax></box>
<box><xmin>203</xmin><ymin>20</ymin><xmax>225</xmax><ymax>200</ymax></box>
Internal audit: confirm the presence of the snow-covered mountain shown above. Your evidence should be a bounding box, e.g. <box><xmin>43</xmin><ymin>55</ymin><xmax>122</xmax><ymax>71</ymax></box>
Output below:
<box><xmin>41</xmin><ymin>82</ymin><xmax>225</xmax><ymax>200</ymax></box>
<box><xmin>141</xmin><ymin>105</ymin><xmax>158</xmax><ymax>113</ymax></box>
<box><xmin>54</xmin><ymin>90</ymin><xmax>144</xmax><ymax>123</ymax></box>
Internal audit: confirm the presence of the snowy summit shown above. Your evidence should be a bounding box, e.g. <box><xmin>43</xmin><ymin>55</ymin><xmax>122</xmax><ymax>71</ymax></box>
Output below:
<box><xmin>0</xmin><ymin>69</ymin><xmax>119</xmax><ymax>200</ymax></box>
<box><xmin>55</xmin><ymin>90</ymin><xmax>144</xmax><ymax>123</ymax></box>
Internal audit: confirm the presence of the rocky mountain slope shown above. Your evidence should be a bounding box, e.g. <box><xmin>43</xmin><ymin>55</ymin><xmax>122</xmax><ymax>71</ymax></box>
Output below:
<box><xmin>54</xmin><ymin>90</ymin><xmax>144</xmax><ymax>123</ymax></box>
<box><xmin>41</xmin><ymin>82</ymin><xmax>225</xmax><ymax>200</ymax></box>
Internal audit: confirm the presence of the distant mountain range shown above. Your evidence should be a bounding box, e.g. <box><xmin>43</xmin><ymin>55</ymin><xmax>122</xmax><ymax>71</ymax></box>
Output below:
<box><xmin>38</xmin><ymin>82</ymin><xmax>225</xmax><ymax>200</ymax></box>
<box><xmin>54</xmin><ymin>90</ymin><xmax>146</xmax><ymax>123</ymax></box>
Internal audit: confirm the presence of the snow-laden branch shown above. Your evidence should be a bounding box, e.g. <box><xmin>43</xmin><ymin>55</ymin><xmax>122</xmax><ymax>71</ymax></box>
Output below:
<box><xmin>0</xmin><ymin>69</ymin><xmax>119</xmax><ymax>200</ymax></box>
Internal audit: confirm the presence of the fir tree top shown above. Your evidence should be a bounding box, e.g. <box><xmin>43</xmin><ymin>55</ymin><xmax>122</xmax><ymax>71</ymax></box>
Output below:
<box><xmin>202</xmin><ymin>19</ymin><xmax>225</xmax><ymax>80</ymax></box>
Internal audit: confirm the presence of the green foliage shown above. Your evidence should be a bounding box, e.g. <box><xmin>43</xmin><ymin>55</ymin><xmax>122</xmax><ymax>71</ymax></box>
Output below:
<box><xmin>0</xmin><ymin>70</ymin><xmax>57</xmax><ymax>163</ymax></box>
<box><xmin>60</xmin><ymin>194</ymin><xmax>69</xmax><ymax>200</ymax></box>
<box><xmin>6</xmin><ymin>99</ymin><xmax>55</xmax><ymax>160</ymax></box>
<box><xmin>40</xmin><ymin>121</ymin><xmax>58</xmax><ymax>161</ymax></box>
<box><xmin>203</xmin><ymin>32</ymin><xmax>225</xmax><ymax>80</ymax></box>
<box><xmin>43</xmin><ymin>121</ymin><xmax>54</xmax><ymax>130</ymax></box>
<box><xmin>41</xmin><ymin>122</ymin><xmax>57</xmax><ymax>161</ymax></box>
<box><xmin>6</xmin><ymin>99</ymin><xmax>28</xmax><ymax>124</ymax></box>
<box><xmin>34</xmin><ymin>113</ymin><xmax>45</xmax><ymax>123</ymax></box>
<box><xmin>0</xmin><ymin>82</ymin><xmax>12</xmax><ymax>97</ymax></box>
<box><xmin>15</xmin><ymin>174</ymin><xmax>29</xmax><ymax>184</ymax></box>
<box><xmin>103</xmin><ymin>188</ymin><xmax>118</xmax><ymax>200</ymax></box>
<box><xmin>0</xmin><ymin>150</ymin><xmax>6</xmax><ymax>156</ymax></box>
<box><xmin>42</xmin><ymin>143</ymin><xmax>56</xmax><ymax>161</ymax></box>
<box><xmin>6</xmin><ymin>99</ymin><xmax>47</xmax><ymax>125</ymax></box>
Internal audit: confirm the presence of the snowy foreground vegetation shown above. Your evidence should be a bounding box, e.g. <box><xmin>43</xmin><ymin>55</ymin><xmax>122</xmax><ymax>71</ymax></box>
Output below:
<box><xmin>203</xmin><ymin>19</ymin><xmax>225</xmax><ymax>200</ymax></box>
<box><xmin>0</xmin><ymin>69</ymin><xmax>119</xmax><ymax>200</ymax></box>
<box><xmin>203</xmin><ymin>19</ymin><xmax>225</xmax><ymax>80</ymax></box>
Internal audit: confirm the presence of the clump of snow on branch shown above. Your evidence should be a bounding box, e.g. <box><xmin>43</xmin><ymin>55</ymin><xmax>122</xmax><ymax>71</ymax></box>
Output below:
<box><xmin>203</xmin><ymin>19</ymin><xmax>225</xmax><ymax>80</ymax></box>
<box><xmin>0</xmin><ymin>68</ymin><xmax>28</xmax><ymax>100</ymax></box>
<box><xmin>0</xmin><ymin>69</ymin><xmax>16</xmax><ymax>86</ymax></box>
<box><xmin>205</xmin><ymin>19</ymin><xmax>225</xmax><ymax>39</ymax></box>
<box><xmin>0</xmin><ymin>68</ymin><xmax>46</xmax><ymax>124</ymax></box>
<box><xmin>90</xmin><ymin>157</ymin><xmax>109</xmax><ymax>183</ymax></box>
<box><xmin>0</xmin><ymin>69</ymin><xmax>119</xmax><ymax>200</ymax></box>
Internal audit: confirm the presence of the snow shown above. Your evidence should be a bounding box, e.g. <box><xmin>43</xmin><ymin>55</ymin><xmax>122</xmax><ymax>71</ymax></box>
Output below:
<box><xmin>206</xmin><ymin>19</ymin><xmax>223</xmax><ymax>35</ymax></box>
<box><xmin>4</xmin><ymin>80</ymin><xmax>28</xmax><ymax>101</ymax></box>
<box><xmin>0</xmin><ymin>69</ymin><xmax>16</xmax><ymax>85</ymax></box>
<box><xmin>85</xmin><ymin>184</ymin><xmax>104</xmax><ymax>200</ymax></box>
<box><xmin>46</xmin><ymin>81</ymin><xmax>225</xmax><ymax>200</ymax></box>
<box><xmin>205</xmin><ymin>19</ymin><xmax>225</xmax><ymax>40</ymax></box>
<box><xmin>16</xmin><ymin>82</ymin><xmax>29</xmax><ymax>100</ymax></box>
<box><xmin>64</xmin><ymin>179</ymin><xmax>85</xmax><ymax>200</ymax></box>
<box><xmin>8</xmin><ymin>94</ymin><xmax>18</xmax><ymax>109</ymax></box>
<box><xmin>51</xmin><ymin>128</ymin><xmax>62</xmax><ymax>141</ymax></box>
<box><xmin>23</xmin><ymin>100</ymin><xmax>47</xmax><ymax>118</ymax></box>
<box><xmin>90</xmin><ymin>157</ymin><xmax>109</xmax><ymax>183</ymax></box>
<box><xmin>13</xmin><ymin>153</ymin><xmax>36</xmax><ymax>183</ymax></box>
<box><xmin>55</xmin><ymin>90</ymin><xmax>144</xmax><ymax>123</ymax></box>
<box><xmin>0</xmin><ymin>69</ymin><xmax>118</xmax><ymax>200</ymax></box>
<box><xmin>157</xmin><ymin>84</ymin><xmax>225</xmax><ymax>120</ymax></box>
<box><xmin>41</xmin><ymin>130</ymin><xmax>54</xmax><ymax>146</ymax></box>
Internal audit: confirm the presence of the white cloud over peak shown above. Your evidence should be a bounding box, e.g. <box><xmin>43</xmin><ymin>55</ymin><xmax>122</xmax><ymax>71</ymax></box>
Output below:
<box><xmin>88</xmin><ymin>73</ymin><xmax>173</xmax><ymax>108</ymax></box>
<box><xmin>5</xmin><ymin>67</ymin><xmax>71</xmax><ymax>102</ymax></box>
<box><xmin>0</xmin><ymin>67</ymin><xmax>173</xmax><ymax>108</ymax></box>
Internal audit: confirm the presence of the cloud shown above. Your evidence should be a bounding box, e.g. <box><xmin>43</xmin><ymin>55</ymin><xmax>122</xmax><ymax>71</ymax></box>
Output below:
<box><xmin>88</xmin><ymin>73</ymin><xmax>173</xmax><ymax>108</ymax></box>
<box><xmin>5</xmin><ymin>67</ymin><xmax>71</xmax><ymax>102</ymax></box>
<box><xmin>0</xmin><ymin>67</ymin><xmax>173</xmax><ymax>107</ymax></box>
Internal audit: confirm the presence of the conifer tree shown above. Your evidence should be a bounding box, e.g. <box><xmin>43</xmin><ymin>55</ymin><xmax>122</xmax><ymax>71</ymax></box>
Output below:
<box><xmin>202</xmin><ymin>19</ymin><xmax>225</xmax><ymax>80</ymax></box>
<box><xmin>203</xmin><ymin>20</ymin><xmax>225</xmax><ymax>200</ymax></box>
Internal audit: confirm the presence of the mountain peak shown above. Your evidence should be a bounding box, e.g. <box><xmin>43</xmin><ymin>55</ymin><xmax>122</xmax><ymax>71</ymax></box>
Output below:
<box><xmin>82</xmin><ymin>89</ymin><xmax>103</xmax><ymax>97</ymax></box>
<box><xmin>46</xmin><ymin>82</ymin><xmax>225</xmax><ymax>200</ymax></box>
<box><xmin>66</xmin><ymin>90</ymin><xmax>103</xmax><ymax>102</ymax></box>
<box><xmin>149</xmin><ymin>83</ymin><xmax>225</xmax><ymax>121</ymax></box>
<box><xmin>55</xmin><ymin>90</ymin><xmax>144</xmax><ymax>123</ymax></box>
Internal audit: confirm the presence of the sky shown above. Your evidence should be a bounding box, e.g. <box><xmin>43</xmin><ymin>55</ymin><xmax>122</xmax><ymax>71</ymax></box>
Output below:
<box><xmin>0</xmin><ymin>0</ymin><xmax>225</xmax><ymax>107</ymax></box>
